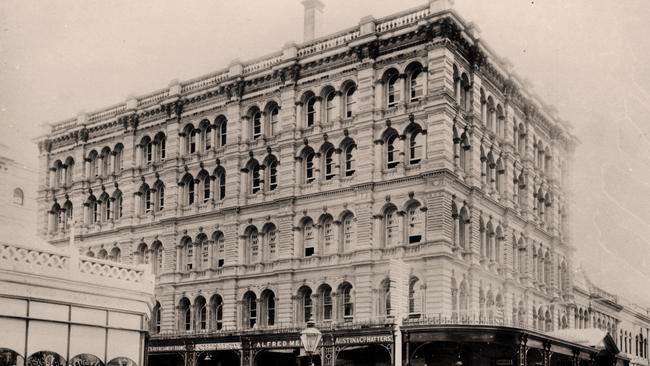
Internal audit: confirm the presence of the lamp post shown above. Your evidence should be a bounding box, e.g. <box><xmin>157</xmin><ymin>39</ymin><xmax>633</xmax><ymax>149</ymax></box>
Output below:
<box><xmin>300</xmin><ymin>319</ymin><xmax>322</xmax><ymax>366</ymax></box>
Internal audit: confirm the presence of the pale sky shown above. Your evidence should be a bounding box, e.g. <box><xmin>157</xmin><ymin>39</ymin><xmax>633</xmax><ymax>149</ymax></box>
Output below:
<box><xmin>1</xmin><ymin>0</ymin><xmax>649</xmax><ymax>306</ymax></box>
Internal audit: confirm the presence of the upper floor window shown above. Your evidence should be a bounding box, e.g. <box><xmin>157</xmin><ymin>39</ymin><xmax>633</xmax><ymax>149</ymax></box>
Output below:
<box><xmin>342</xmin><ymin>212</ymin><xmax>356</xmax><ymax>252</ymax></box>
<box><xmin>243</xmin><ymin>292</ymin><xmax>257</xmax><ymax>328</ymax></box>
<box><xmin>385</xmin><ymin>69</ymin><xmax>400</xmax><ymax>108</ymax></box>
<box><xmin>214</xmin><ymin>168</ymin><xmax>226</xmax><ymax>200</ymax></box>
<box><xmin>385</xmin><ymin>133</ymin><xmax>400</xmax><ymax>169</ymax></box>
<box><xmin>306</xmin><ymin>97</ymin><xmax>316</xmax><ymax>128</ymax></box>
<box><xmin>302</xmin><ymin>149</ymin><xmax>316</xmax><ymax>184</ymax></box>
<box><xmin>406</xmin><ymin>203</ymin><xmax>423</xmax><ymax>243</ymax></box>
<box><xmin>113</xmin><ymin>144</ymin><xmax>124</xmax><ymax>173</ymax></box>
<box><xmin>323</xmin><ymin>146</ymin><xmax>335</xmax><ymax>180</ymax></box>
<box><xmin>13</xmin><ymin>188</ymin><xmax>23</xmax><ymax>205</ymax></box>
<box><xmin>178</xmin><ymin>298</ymin><xmax>191</xmax><ymax>332</ymax></box>
<box><xmin>344</xmin><ymin>143</ymin><xmax>356</xmax><ymax>177</ymax></box>
<box><xmin>267</xmin><ymin>160</ymin><xmax>278</xmax><ymax>191</ymax></box>
<box><xmin>324</xmin><ymin>90</ymin><xmax>337</xmax><ymax>123</ymax></box>
<box><xmin>408</xmin><ymin>65</ymin><xmax>424</xmax><ymax>102</ymax></box>
<box><xmin>384</xmin><ymin>205</ymin><xmax>399</xmax><ymax>247</ymax></box>
<box><xmin>202</xmin><ymin>123</ymin><xmax>212</xmax><ymax>151</ymax></box>
<box><xmin>269</xmin><ymin>105</ymin><xmax>279</xmax><ymax>136</ymax></box>
<box><xmin>189</xmin><ymin>129</ymin><xmax>198</xmax><ymax>154</ymax></box>
<box><xmin>409</xmin><ymin>129</ymin><xmax>425</xmax><ymax>165</ymax></box>
<box><xmin>216</xmin><ymin>116</ymin><xmax>228</xmax><ymax>147</ymax></box>
<box><xmin>340</xmin><ymin>283</ymin><xmax>354</xmax><ymax>320</ymax></box>
<box><xmin>251</xmin><ymin>164</ymin><xmax>261</xmax><ymax>194</ymax></box>
<box><xmin>345</xmin><ymin>85</ymin><xmax>356</xmax><ymax>118</ymax></box>
<box><xmin>251</xmin><ymin>110</ymin><xmax>263</xmax><ymax>140</ymax></box>
<box><xmin>302</xmin><ymin>218</ymin><xmax>315</xmax><ymax>257</ymax></box>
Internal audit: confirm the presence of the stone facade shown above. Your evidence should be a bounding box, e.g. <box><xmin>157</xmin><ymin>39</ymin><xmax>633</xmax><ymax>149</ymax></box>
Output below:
<box><xmin>34</xmin><ymin>1</ymin><xmax>648</xmax><ymax>366</ymax></box>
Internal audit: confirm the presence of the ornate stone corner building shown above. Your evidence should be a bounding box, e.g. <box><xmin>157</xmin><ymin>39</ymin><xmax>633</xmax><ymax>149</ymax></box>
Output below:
<box><xmin>36</xmin><ymin>0</ymin><xmax>649</xmax><ymax>366</ymax></box>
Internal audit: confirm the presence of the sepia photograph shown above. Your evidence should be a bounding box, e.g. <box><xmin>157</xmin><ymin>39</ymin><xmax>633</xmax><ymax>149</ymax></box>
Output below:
<box><xmin>0</xmin><ymin>0</ymin><xmax>648</xmax><ymax>365</ymax></box>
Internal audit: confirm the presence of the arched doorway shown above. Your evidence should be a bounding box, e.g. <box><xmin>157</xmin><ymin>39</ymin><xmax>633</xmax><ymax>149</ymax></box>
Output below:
<box><xmin>336</xmin><ymin>345</ymin><xmax>391</xmax><ymax>366</ymax></box>
<box><xmin>196</xmin><ymin>351</ymin><xmax>240</xmax><ymax>366</ymax></box>
<box><xmin>0</xmin><ymin>348</ymin><xmax>24</xmax><ymax>366</ymax></box>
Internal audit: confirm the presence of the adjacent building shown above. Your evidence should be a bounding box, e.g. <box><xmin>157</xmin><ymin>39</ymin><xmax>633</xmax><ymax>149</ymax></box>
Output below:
<box><xmin>33</xmin><ymin>0</ymin><xmax>649</xmax><ymax>365</ymax></box>
<box><xmin>0</xmin><ymin>147</ymin><xmax>156</xmax><ymax>366</ymax></box>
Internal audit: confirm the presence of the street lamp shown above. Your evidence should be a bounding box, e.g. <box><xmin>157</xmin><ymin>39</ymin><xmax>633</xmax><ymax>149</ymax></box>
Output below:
<box><xmin>300</xmin><ymin>319</ymin><xmax>322</xmax><ymax>366</ymax></box>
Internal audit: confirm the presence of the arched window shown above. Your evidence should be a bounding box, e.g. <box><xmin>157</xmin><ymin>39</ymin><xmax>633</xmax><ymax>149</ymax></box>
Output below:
<box><xmin>63</xmin><ymin>200</ymin><xmax>73</xmax><ymax>228</ymax></box>
<box><xmin>216</xmin><ymin>116</ymin><xmax>228</xmax><ymax>147</ymax></box>
<box><xmin>384</xmin><ymin>131</ymin><xmax>400</xmax><ymax>169</ymax></box>
<box><xmin>409</xmin><ymin>66</ymin><xmax>424</xmax><ymax>102</ymax></box>
<box><xmin>210</xmin><ymin>295</ymin><xmax>223</xmax><ymax>330</ymax></box>
<box><xmin>179</xmin><ymin>298</ymin><xmax>191</xmax><ymax>332</ymax></box>
<box><xmin>246</xmin><ymin>226</ymin><xmax>260</xmax><ymax>264</ymax></box>
<box><xmin>298</xmin><ymin>286</ymin><xmax>313</xmax><ymax>323</ymax></box>
<box><xmin>302</xmin><ymin>217</ymin><xmax>316</xmax><ymax>257</ymax></box>
<box><xmin>320</xmin><ymin>214</ymin><xmax>334</xmax><ymax>253</ymax></box>
<box><xmin>251</xmin><ymin>110</ymin><xmax>263</xmax><ymax>140</ymax></box>
<box><xmin>343</xmin><ymin>142</ymin><xmax>356</xmax><ymax>176</ymax></box>
<box><xmin>345</xmin><ymin>85</ymin><xmax>356</xmax><ymax>118</ymax></box>
<box><xmin>380</xmin><ymin>279</ymin><xmax>391</xmax><ymax>316</ymax></box>
<box><xmin>214</xmin><ymin>167</ymin><xmax>226</xmax><ymax>200</ymax></box>
<box><xmin>155</xmin><ymin>183</ymin><xmax>165</xmax><ymax>211</ymax></box>
<box><xmin>243</xmin><ymin>291</ymin><xmax>257</xmax><ymax>328</ymax></box>
<box><xmin>324</xmin><ymin>90</ymin><xmax>337</xmax><ymax>123</ymax></box>
<box><xmin>267</xmin><ymin>159</ymin><xmax>277</xmax><ymax>191</ymax></box>
<box><xmin>109</xmin><ymin>247</ymin><xmax>121</xmax><ymax>262</ymax></box>
<box><xmin>151</xmin><ymin>241</ymin><xmax>163</xmax><ymax>275</ymax></box>
<box><xmin>384</xmin><ymin>205</ymin><xmax>399</xmax><ymax>247</ymax></box>
<box><xmin>339</xmin><ymin>282</ymin><xmax>353</xmax><ymax>320</ymax></box>
<box><xmin>304</xmin><ymin>150</ymin><xmax>315</xmax><ymax>183</ymax></box>
<box><xmin>113</xmin><ymin>144</ymin><xmax>124</xmax><ymax>173</ymax></box>
<box><xmin>87</xmin><ymin>150</ymin><xmax>99</xmax><ymax>178</ymax></box>
<box><xmin>306</xmin><ymin>96</ymin><xmax>316</xmax><ymax>127</ymax></box>
<box><xmin>152</xmin><ymin>302</ymin><xmax>161</xmax><ymax>334</ymax></box>
<box><xmin>319</xmin><ymin>285</ymin><xmax>333</xmax><ymax>321</ymax></box>
<box><xmin>181</xmin><ymin>174</ymin><xmax>195</xmax><ymax>206</ymax></box>
<box><xmin>145</xmin><ymin>139</ymin><xmax>153</xmax><ymax>164</ymax></box>
<box><xmin>409</xmin><ymin>130</ymin><xmax>425</xmax><ymax>164</ymax></box>
<box><xmin>251</xmin><ymin>163</ymin><xmax>261</xmax><ymax>193</ymax></box>
<box><xmin>212</xmin><ymin>231</ymin><xmax>225</xmax><ymax>268</ymax></box>
<box><xmin>269</xmin><ymin>105</ymin><xmax>279</xmax><ymax>136</ymax></box>
<box><xmin>64</xmin><ymin>157</ymin><xmax>75</xmax><ymax>185</ymax></box>
<box><xmin>386</xmin><ymin>70</ymin><xmax>400</xmax><ymax>107</ymax></box>
<box><xmin>323</xmin><ymin>145</ymin><xmax>335</xmax><ymax>180</ymax></box>
<box><xmin>342</xmin><ymin>212</ymin><xmax>356</xmax><ymax>252</ymax></box>
<box><xmin>154</xmin><ymin>134</ymin><xmax>166</xmax><ymax>161</ymax></box>
<box><xmin>13</xmin><ymin>188</ymin><xmax>24</xmax><ymax>205</ymax></box>
<box><xmin>406</xmin><ymin>202</ymin><xmax>423</xmax><ymax>244</ymax></box>
<box><xmin>101</xmin><ymin>147</ymin><xmax>112</xmax><ymax>174</ymax></box>
<box><xmin>458</xmin><ymin>207</ymin><xmax>470</xmax><ymax>250</ymax></box>
<box><xmin>202</xmin><ymin>122</ymin><xmax>212</xmax><ymax>151</ymax></box>
<box><xmin>142</xmin><ymin>185</ymin><xmax>152</xmax><ymax>214</ymax></box>
<box><xmin>182</xmin><ymin>236</ymin><xmax>193</xmax><ymax>271</ymax></box>
<box><xmin>196</xmin><ymin>234</ymin><xmax>209</xmax><ymax>270</ymax></box>
<box><xmin>261</xmin><ymin>290</ymin><xmax>276</xmax><ymax>326</ymax></box>
<box><xmin>262</xmin><ymin>223</ymin><xmax>278</xmax><ymax>262</ymax></box>
<box><xmin>112</xmin><ymin>191</ymin><xmax>123</xmax><ymax>219</ymax></box>
<box><xmin>195</xmin><ymin>296</ymin><xmax>207</xmax><ymax>330</ymax></box>
<box><xmin>136</xmin><ymin>243</ymin><xmax>149</xmax><ymax>265</ymax></box>
<box><xmin>408</xmin><ymin>277</ymin><xmax>423</xmax><ymax>316</ymax></box>
<box><xmin>189</xmin><ymin>129</ymin><xmax>198</xmax><ymax>154</ymax></box>
<box><xmin>201</xmin><ymin>174</ymin><xmax>211</xmax><ymax>203</ymax></box>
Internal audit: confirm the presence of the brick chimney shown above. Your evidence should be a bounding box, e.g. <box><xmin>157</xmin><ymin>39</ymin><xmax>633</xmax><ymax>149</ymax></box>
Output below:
<box><xmin>302</xmin><ymin>0</ymin><xmax>325</xmax><ymax>42</ymax></box>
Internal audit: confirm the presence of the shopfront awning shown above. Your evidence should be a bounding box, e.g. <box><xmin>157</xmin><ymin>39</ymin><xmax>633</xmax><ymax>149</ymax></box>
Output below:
<box><xmin>546</xmin><ymin>329</ymin><xmax>620</xmax><ymax>354</ymax></box>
